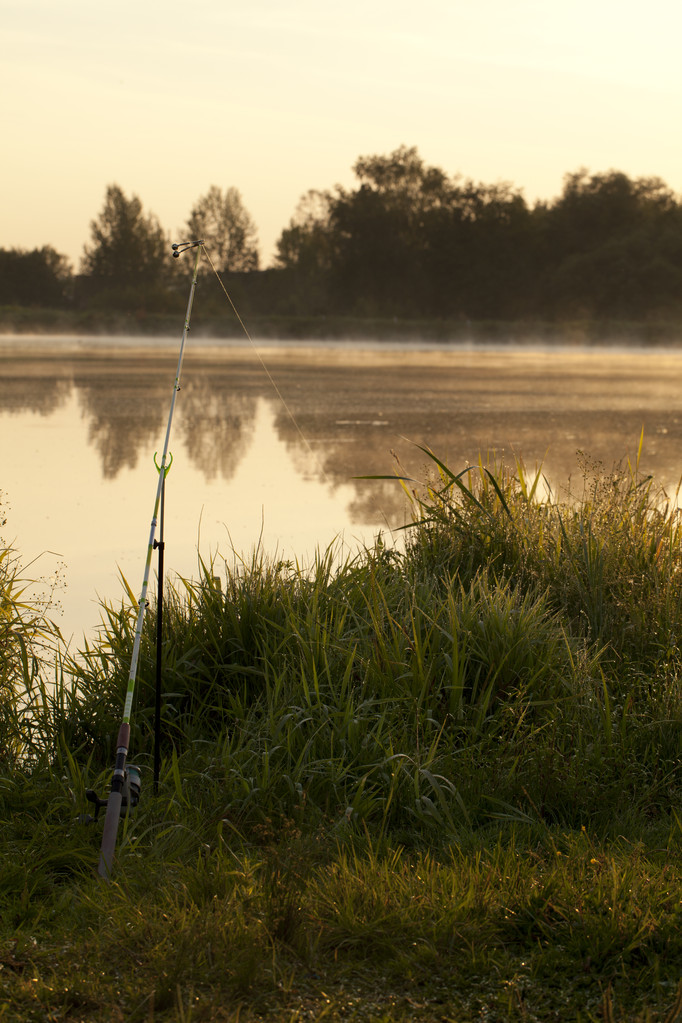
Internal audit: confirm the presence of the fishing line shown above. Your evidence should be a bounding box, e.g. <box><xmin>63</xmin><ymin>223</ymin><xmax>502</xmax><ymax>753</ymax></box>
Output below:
<box><xmin>202</xmin><ymin>242</ymin><xmax>400</xmax><ymax>552</ymax></box>
<box><xmin>200</xmin><ymin>244</ymin><xmax>335</xmax><ymax>489</ymax></box>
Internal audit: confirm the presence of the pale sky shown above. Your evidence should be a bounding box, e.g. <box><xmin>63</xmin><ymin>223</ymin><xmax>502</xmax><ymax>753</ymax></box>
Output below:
<box><xmin>3</xmin><ymin>0</ymin><xmax>681</xmax><ymax>270</ymax></box>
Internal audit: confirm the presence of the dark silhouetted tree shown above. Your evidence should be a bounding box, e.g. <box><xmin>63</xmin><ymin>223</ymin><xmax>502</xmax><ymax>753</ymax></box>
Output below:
<box><xmin>275</xmin><ymin>146</ymin><xmax>536</xmax><ymax>318</ymax></box>
<box><xmin>274</xmin><ymin>190</ymin><xmax>335</xmax><ymax>313</ymax></box>
<box><xmin>275</xmin><ymin>190</ymin><xmax>333</xmax><ymax>270</ymax></box>
<box><xmin>274</xmin><ymin>150</ymin><xmax>682</xmax><ymax>322</ymax></box>
<box><xmin>0</xmin><ymin>247</ymin><xmax>72</xmax><ymax>306</ymax></box>
<box><xmin>81</xmin><ymin>185</ymin><xmax>167</xmax><ymax>290</ymax></box>
<box><xmin>186</xmin><ymin>186</ymin><xmax>259</xmax><ymax>272</ymax></box>
<box><xmin>543</xmin><ymin>170</ymin><xmax>682</xmax><ymax>317</ymax></box>
<box><xmin>330</xmin><ymin>146</ymin><xmax>452</xmax><ymax>315</ymax></box>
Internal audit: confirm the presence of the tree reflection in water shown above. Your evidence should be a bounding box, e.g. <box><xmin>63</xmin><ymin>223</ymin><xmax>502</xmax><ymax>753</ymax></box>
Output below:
<box><xmin>4</xmin><ymin>340</ymin><xmax>682</xmax><ymax>641</ymax></box>
<box><xmin>5</xmin><ymin>341</ymin><xmax>682</xmax><ymax>520</ymax></box>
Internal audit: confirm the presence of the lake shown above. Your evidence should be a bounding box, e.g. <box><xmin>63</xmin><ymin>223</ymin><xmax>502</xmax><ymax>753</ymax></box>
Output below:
<box><xmin>3</xmin><ymin>335</ymin><xmax>682</xmax><ymax>646</ymax></box>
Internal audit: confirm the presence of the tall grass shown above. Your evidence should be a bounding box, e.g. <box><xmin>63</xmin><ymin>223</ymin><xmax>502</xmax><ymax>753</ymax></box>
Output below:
<box><xmin>4</xmin><ymin>450</ymin><xmax>682</xmax><ymax>1019</ymax></box>
<box><xmin>0</xmin><ymin>507</ymin><xmax>66</xmax><ymax>768</ymax></box>
<box><xmin>400</xmin><ymin>443</ymin><xmax>682</xmax><ymax>675</ymax></box>
<box><xmin>42</xmin><ymin>445</ymin><xmax>679</xmax><ymax>847</ymax></box>
<box><xmin>5</xmin><ymin>445</ymin><xmax>682</xmax><ymax>834</ymax></box>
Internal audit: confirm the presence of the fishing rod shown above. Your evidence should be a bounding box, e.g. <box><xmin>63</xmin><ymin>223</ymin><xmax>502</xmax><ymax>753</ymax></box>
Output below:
<box><xmin>90</xmin><ymin>239</ymin><xmax>343</xmax><ymax>876</ymax></box>
<box><xmin>153</xmin><ymin>450</ymin><xmax>172</xmax><ymax>794</ymax></box>
<box><xmin>94</xmin><ymin>239</ymin><xmax>203</xmax><ymax>879</ymax></box>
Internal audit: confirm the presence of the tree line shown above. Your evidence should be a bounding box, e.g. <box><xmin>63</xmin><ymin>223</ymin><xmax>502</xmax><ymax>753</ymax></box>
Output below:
<box><xmin>275</xmin><ymin>147</ymin><xmax>682</xmax><ymax>321</ymax></box>
<box><xmin>3</xmin><ymin>146</ymin><xmax>682</xmax><ymax>322</ymax></box>
<box><xmin>0</xmin><ymin>184</ymin><xmax>260</xmax><ymax>314</ymax></box>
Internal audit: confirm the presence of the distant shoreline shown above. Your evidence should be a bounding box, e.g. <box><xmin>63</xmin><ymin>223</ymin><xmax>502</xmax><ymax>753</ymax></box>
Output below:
<box><xmin>1</xmin><ymin>306</ymin><xmax>681</xmax><ymax>346</ymax></box>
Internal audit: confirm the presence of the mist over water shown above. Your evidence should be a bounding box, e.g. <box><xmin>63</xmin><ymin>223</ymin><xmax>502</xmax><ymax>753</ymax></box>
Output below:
<box><xmin>3</xmin><ymin>337</ymin><xmax>682</xmax><ymax>644</ymax></box>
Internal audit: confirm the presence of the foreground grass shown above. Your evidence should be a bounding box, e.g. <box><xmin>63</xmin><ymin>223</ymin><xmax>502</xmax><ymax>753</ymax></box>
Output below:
<box><xmin>2</xmin><ymin>811</ymin><xmax>682</xmax><ymax>1021</ymax></box>
<box><xmin>3</xmin><ymin>448</ymin><xmax>682</xmax><ymax>1020</ymax></box>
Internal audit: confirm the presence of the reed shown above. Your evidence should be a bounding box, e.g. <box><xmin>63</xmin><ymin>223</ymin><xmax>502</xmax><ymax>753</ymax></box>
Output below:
<box><xmin>3</xmin><ymin>447</ymin><xmax>682</xmax><ymax>1019</ymax></box>
<box><xmin>0</xmin><ymin>520</ymin><xmax>65</xmax><ymax>769</ymax></box>
<box><xmin>44</xmin><ymin>445</ymin><xmax>682</xmax><ymax>839</ymax></box>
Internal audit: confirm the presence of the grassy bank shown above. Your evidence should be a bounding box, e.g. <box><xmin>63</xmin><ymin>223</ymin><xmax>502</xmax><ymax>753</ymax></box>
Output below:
<box><xmin>3</xmin><ymin>450</ymin><xmax>682</xmax><ymax>1020</ymax></box>
<box><xmin>1</xmin><ymin>303</ymin><xmax>682</xmax><ymax>344</ymax></box>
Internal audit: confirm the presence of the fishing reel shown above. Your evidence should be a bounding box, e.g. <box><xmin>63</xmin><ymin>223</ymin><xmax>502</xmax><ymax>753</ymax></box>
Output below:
<box><xmin>83</xmin><ymin>765</ymin><xmax>142</xmax><ymax>824</ymax></box>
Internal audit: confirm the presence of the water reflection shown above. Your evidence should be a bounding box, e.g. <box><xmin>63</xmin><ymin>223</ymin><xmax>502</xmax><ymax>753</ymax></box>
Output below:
<box><xmin>4</xmin><ymin>343</ymin><xmax>682</xmax><ymax>500</ymax></box>
<box><xmin>4</xmin><ymin>338</ymin><xmax>682</xmax><ymax>641</ymax></box>
<box><xmin>0</xmin><ymin>365</ymin><xmax>71</xmax><ymax>416</ymax></box>
<box><xmin>75</xmin><ymin>369</ymin><xmax>168</xmax><ymax>478</ymax></box>
<box><xmin>177</xmin><ymin>376</ymin><xmax>258</xmax><ymax>482</ymax></box>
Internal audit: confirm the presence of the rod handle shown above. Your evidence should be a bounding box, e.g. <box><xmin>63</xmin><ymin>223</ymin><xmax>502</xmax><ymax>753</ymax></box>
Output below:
<box><xmin>97</xmin><ymin>722</ymin><xmax>131</xmax><ymax>879</ymax></box>
<box><xmin>98</xmin><ymin>790</ymin><xmax>123</xmax><ymax>878</ymax></box>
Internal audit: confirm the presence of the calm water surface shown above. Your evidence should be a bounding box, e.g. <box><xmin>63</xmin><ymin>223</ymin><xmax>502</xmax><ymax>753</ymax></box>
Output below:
<box><xmin>3</xmin><ymin>335</ymin><xmax>682</xmax><ymax>644</ymax></box>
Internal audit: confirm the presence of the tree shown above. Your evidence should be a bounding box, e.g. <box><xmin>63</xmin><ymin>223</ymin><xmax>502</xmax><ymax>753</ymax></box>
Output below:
<box><xmin>272</xmin><ymin>190</ymin><xmax>335</xmax><ymax>313</ymax></box>
<box><xmin>274</xmin><ymin>190</ymin><xmax>333</xmax><ymax>271</ymax></box>
<box><xmin>81</xmin><ymin>185</ymin><xmax>167</xmax><ymax>290</ymax></box>
<box><xmin>0</xmin><ymin>247</ymin><xmax>72</xmax><ymax>306</ymax></box>
<box><xmin>542</xmin><ymin>170</ymin><xmax>682</xmax><ymax>318</ymax></box>
<box><xmin>273</xmin><ymin>150</ymin><xmax>682</xmax><ymax>321</ymax></box>
<box><xmin>353</xmin><ymin>145</ymin><xmax>449</xmax><ymax>206</ymax></box>
<box><xmin>443</xmin><ymin>180</ymin><xmax>534</xmax><ymax>318</ymax></box>
<box><xmin>186</xmin><ymin>186</ymin><xmax>259</xmax><ymax>272</ymax></box>
<box><xmin>546</xmin><ymin>169</ymin><xmax>675</xmax><ymax>257</ymax></box>
<box><xmin>327</xmin><ymin>147</ymin><xmax>453</xmax><ymax>315</ymax></box>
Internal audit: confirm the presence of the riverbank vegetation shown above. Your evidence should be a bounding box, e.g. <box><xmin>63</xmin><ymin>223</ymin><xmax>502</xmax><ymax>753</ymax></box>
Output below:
<box><xmin>2</xmin><ymin>304</ymin><xmax>682</xmax><ymax>346</ymax></box>
<box><xmin>2</xmin><ymin>147</ymin><xmax>682</xmax><ymax>335</ymax></box>
<box><xmin>3</xmin><ymin>448</ymin><xmax>682</xmax><ymax>1019</ymax></box>
<box><xmin>0</xmin><ymin>304</ymin><xmax>678</xmax><ymax>349</ymax></box>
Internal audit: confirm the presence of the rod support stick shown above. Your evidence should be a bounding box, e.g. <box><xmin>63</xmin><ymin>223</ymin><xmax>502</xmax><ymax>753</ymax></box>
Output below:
<box><xmin>153</xmin><ymin>472</ymin><xmax>166</xmax><ymax>794</ymax></box>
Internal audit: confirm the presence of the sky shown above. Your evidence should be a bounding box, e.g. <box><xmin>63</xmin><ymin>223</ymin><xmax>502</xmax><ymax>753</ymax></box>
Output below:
<box><xmin>3</xmin><ymin>0</ymin><xmax>682</xmax><ymax>271</ymax></box>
